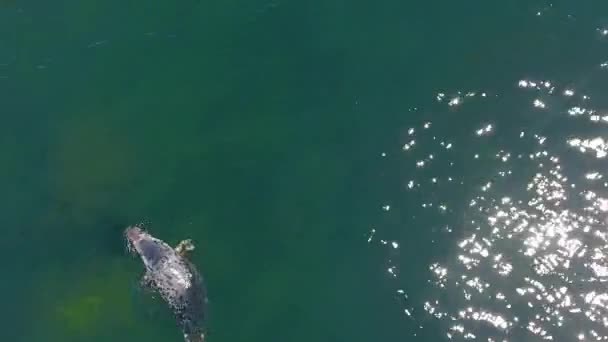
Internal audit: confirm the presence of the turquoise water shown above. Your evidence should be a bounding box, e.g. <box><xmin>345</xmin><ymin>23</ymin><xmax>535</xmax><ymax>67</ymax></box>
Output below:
<box><xmin>4</xmin><ymin>1</ymin><xmax>608</xmax><ymax>341</ymax></box>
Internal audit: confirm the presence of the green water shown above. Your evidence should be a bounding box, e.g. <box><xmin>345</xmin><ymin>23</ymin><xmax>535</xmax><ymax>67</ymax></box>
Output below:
<box><xmin>4</xmin><ymin>1</ymin><xmax>608</xmax><ymax>341</ymax></box>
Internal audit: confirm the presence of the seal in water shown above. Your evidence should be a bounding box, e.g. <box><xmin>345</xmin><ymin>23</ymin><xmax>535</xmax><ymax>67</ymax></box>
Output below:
<box><xmin>125</xmin><ymin>225</ymin><xmax>208</xmax><ymax>342</ymax></box>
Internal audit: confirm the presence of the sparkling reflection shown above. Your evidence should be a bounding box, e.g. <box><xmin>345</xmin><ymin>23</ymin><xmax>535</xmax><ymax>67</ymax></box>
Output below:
<box><xmin>426</xmin><ymin>145</ymin><xmax>608</xmax><ymax>340</ymax></box>
<box><xmin>372</xmin><ymin>73</ymin><xmax>608</xmax><ymax>340</ymax></box>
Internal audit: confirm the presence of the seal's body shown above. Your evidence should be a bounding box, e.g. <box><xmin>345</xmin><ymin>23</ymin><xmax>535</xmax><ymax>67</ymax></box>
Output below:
<box><xmin>125</xmin><ymin>226</ymin><xmax>207</xmax><ymax>342</ymax></box>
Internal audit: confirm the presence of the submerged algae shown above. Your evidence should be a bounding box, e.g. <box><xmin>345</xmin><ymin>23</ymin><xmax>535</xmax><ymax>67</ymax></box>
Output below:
<box><xmin>29</xmin><ymin>260</ymin><xmax>139</xmax><ymax>341</ymax></box>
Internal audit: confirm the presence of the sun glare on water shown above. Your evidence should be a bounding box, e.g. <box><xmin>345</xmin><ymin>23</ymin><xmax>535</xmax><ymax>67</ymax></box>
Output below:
<box><xmin>371</xmin><ymin>61</ymin><xmax>608</xmax><ymax>340</ymax></box>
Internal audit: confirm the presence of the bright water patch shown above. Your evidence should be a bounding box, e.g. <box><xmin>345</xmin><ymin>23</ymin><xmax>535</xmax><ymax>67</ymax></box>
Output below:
<box><xmin>371</xmin><ymin>17</ymin><xmax>608</xmax><ymax>341</ymax></box>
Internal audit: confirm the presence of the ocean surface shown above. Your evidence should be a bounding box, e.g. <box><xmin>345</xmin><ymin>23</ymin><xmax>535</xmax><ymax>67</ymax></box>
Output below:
<box><xmin>3</xmin><ymin>1</ymin><xmax>608</xmax><ymax>341</ymax></box>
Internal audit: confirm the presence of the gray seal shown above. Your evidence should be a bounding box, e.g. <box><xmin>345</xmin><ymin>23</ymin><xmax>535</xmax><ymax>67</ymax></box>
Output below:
<box><xmin>125</xmin><ymin>225</ymin><xmax>208</xmax><ymax>342</ymax></box>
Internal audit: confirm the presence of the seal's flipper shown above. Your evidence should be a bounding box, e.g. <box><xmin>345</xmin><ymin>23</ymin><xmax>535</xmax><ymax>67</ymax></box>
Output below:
<box><xmin>140</xmin><ymin>272</ymin><xmax>155</xmax><ymax>289</ymax></box>
<box><xmin>175</xmin><ymin>239</ymin><xmax>195</xmax><ymax>256</ymax></box>
<box><xmin>131</xmin><ymin>277</ymin><xmax>162</xmax><ymax>319</ymax></box>
<box><xmin>183</xmin><ymin>332</ymin><xmax>205</xmax><ymax>342</ymax></box>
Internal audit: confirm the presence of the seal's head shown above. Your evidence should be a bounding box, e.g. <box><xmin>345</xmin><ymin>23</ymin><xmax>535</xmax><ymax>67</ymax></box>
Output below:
<box><xmin>124</xmin><ymin>225</ymin><xmax>144</xmax><ymax>253</ymax></box>
<box><xmin>124</xmin><ymin>225</ymin><xmax>166</xmax><ymax>267</ymax></box>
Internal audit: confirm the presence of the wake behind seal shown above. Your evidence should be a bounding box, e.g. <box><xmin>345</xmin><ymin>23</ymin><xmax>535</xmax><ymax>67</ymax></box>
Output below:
<box><xmin>125</xmin><ymin>225</ymin><xmax>208</xmax><ymax>342</ymax></box>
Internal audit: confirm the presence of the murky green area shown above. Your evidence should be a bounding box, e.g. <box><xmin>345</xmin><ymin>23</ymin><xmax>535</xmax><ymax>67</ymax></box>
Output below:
<box><xmin>4</xmin><ymin>1</ymin><xmax>608</xmax><ymax>341</ymax></box>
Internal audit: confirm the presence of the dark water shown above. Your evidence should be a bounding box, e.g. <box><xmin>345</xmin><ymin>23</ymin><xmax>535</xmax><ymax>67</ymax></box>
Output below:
<box><xmin>4</xmin><ymin>1</ymin><xmax>608</xmax><ymax>341</ymax></box>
